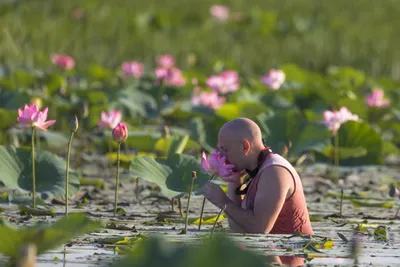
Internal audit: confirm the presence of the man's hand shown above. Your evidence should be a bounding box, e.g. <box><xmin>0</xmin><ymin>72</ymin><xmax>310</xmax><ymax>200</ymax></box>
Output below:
<box><xmin>202</xmin><ymin>182</ymin><xmax>231</xmax><ymax>209</ymax></box>
<box><xmin>221</xmin><ymin>169</ymin><xmax>247</xmax><ymax>183</ymax></box>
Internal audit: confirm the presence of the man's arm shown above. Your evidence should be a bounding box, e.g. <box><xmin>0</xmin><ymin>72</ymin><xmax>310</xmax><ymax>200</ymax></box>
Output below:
<box><xmin>223</xmin><ymin>166</ymin><xmax>293</xmax><ymax>234</ymax></box>
<box><xmin>226</xmin><ymin>181</ymin><xmax>245</xmax><ymax>232</ymax></box>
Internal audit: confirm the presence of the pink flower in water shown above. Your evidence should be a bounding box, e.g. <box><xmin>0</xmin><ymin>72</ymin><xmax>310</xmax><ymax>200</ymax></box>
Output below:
<box><xmin>98</xmin><ymin>110</ymin><xmax>122</xmax><ymax>129</ymax></box>
<box><xmin>261</xmin><ymin>69</ymin><xmax>285</xmax><ymax>90</ymax></box>
<box><xmin>121</xmin><ymin>61</ymin><xmax>144</xmax><ymax>78</ymax></box>
<box><xmin>201</xmin><ymin>149</ymin><xmax>242</xmax><ymax>182</ymax></box>
<box><xmin>366</xmin><ymin>89</ymin><xmax>390</xmax><ymax>108</ymax></box>
<box><xmin>206</xmin><ymin>70</ymin><xmax>240</xmax><ymax>94</ymax></box>
<box><xmin>321</xmin><ymin>107</ymin><xmax>360</xmax><ymax>134</ymax></box>
<box><xmin>155</xmin><ymin>67</ymin><xmax>186</xmax><ymax>87</ymax></box>
<box><xmin>210</xmin><ymin>5</ymin><xmax>229</xmax><ymax>21</ymax></box>
<box><xmin>51</xmin><ymin>54</ymin><xmax>75</xmax><ymax>70</ymax></box>
<box><xmin>156</xmin><ymin>54</ymin><xmax>175</xmax><ymax>69</ymax></box>
<box><xmin>191</xmin><ymin>90</ymin><xmax>226</xmax><ymax>109</ymax></box>
<box><xmin>112</xmin><ymin>122</ymin><xmax>128</xmax><ymax>143</ymax></box>
<box><xmin>17</xmin><ymin>104</ymin><xmax>56</xmax><ymax>131</ymax></box>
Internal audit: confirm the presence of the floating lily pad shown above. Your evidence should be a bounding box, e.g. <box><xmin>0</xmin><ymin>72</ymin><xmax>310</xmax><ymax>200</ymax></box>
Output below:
<box><xmin>350</xmin><ymin>199</ymin><xmax>394</xmax><ymax>208</ymax></box>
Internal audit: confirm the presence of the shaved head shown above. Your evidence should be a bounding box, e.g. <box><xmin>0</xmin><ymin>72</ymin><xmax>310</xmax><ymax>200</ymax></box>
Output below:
<box><xmin>219</xmin><ymin>117</ymin><xmax>263</xmax><ymax>143</ymax></box>
<box><xmin>217</xmin><ymin>117</ymin><xmax>265</xmax><ymax>171</ymax></box>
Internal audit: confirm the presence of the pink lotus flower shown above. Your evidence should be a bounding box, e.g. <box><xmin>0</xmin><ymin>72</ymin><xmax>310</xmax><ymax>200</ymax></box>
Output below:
<box><xmin>17</xmin><ymin>104</ymin><xmax>56</xmax><ymax>131</ymax></box>
<box><xmin>206</xmin><ymin>70</ymin><xmax>240</xmax><ymax>94</ymax></box>
<box><xmin>155</xmin><ymin>67</ymin><xmax>186</xmax><ymax>87</ymax></box>
<box><xmin>51</xmin><ymin>54</ymin><xmax>75</xmax><ymax>70</ymax></box>
<box><xmin>321</xmin><ymin>107</ymin><xmax>360</xmax><ymax>134</ymax></box>
<box><xmin>191</xmin><ymin>90</ymin><xmax>226</xmax><ymax>109</ymax></box>
<box><xmin>210</xmin><ymin>5</ymin><xmax>229</xmax><ymax>21</ymax></box>
<box><xmin>121</xmin><ymin>61</ymin><xmax>144</xmax><ymax>78</ymax></box>
<box><xmin>112</xmin><ymin>122</ymin><xmax>128</xmax><ymax>143</ymax></box>
<box><xmin>98</xmin><ymin>110</ymin><xmax>122</xmax><ymax>129</ymax></box>
<box><xmin>156</xmin><ymin>54</ymin><xmax>175</xmax><ymax>69</ymax></box>
<box><xmin>201</xmin><ymin>149</ymin><xmax>241</xmax><ymax>182</ymax></box>
<box><xmin>366</xmin><ymin>89</ymin><xmax>390</xmax><ymax>108</ymax></box>
<box><xmin>261</xmin><ymin>69</ymin><xmax>285</xmax><ymax>90</ymax></box>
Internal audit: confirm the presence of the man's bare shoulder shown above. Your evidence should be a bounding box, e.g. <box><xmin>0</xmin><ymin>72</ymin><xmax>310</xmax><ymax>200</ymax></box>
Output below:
<box><xmin>257</xmin><ymin>165</ymin><xmax>294</xmax><ymax>195</ymax></box>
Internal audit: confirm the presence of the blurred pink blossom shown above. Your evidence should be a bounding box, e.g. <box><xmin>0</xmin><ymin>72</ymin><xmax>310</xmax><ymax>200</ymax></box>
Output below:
<box><xmin>51</xmin><ymin>54</ymin><xmax>75</xmax><ymax>70</ymax></box>
<box><xmin>155</xmin><ymin>67</ymin><xmax>186</xmax><ymax>87</ymax></box>
<box><xmin>17</xmin><ymin>104</ymin><xmax>56</xmax><ymax>131</ymax></box>
<box><xmin>366</xmin><ymin>89</ymin><xmax>390</xmax><ymax>108</ymax></box>
<box><xmin>206</xmin><ymin>70</ymin><xmax>239</xmax><ymax>94</ymax></box>
<box><xmin>72</xmin><ymin>8</ymin><xmax>85</xmax><ymax>19</ymax></box>
<box><xmin>98</xmin><ymin>110</ymin><xmax>122</xmax><ymax>129</ymax></box>
<box><xmin>210</xmin><ymin>5</ymin><xmax>229</xmax><ymax>21</ymax></box>
<box><xmin>191</xmin><ymin>90</ymin><xmax>226</xmax><ymax>109</ymax></box>
<box><xmin>121</xmin><ymin>61</ymin><xmax>144</xmax><ymax>78</ymax></box>
<box><xmin>261</xmin><ymin>69</ymin><xmax>285</xmax><ymax>90</ymax></box>
<box><xmin>156</xmin><ymin>54</ymin><xmax>175</xmax><ymax>69</ymax></box>
<box><xmin>321</xmin><ymin>107</ymin><xmax>360</xmax><ymax>134</ymax></box>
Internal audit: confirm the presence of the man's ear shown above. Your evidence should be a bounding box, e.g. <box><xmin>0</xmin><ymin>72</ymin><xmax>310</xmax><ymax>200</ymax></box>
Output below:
<box><xmin>243</xmin><ymin>140</ymin><xmax>250</xmax><ymax>155</ymax></box>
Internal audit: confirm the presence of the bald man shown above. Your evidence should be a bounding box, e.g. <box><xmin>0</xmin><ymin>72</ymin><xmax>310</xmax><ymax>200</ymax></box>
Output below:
<box><xmin>202</xmin><ymin>117</ymin><xmax>313</xmax><ymax>235</ymax></box>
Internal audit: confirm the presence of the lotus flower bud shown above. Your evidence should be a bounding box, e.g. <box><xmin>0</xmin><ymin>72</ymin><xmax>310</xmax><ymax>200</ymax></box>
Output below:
<box><xmin>112</xmin><ymin>122</ymin><xmax>128</xmax><ymax>143</ymax></box>
<box><xmin>70</xmin><ymin>115</ymin><xmax>79</xmax><ymax>132</ymax></box>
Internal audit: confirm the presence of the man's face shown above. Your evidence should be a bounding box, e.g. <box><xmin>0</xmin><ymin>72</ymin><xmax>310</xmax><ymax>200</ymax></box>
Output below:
<box><xmin>217</xmin><ymin>133</ymin><xmax>245</xmax><ymax>172</ymax></box>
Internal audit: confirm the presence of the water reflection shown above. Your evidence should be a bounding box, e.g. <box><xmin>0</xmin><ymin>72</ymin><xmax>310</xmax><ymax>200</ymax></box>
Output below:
<box><xmin>265</xmin><ymin>255</ymin><xmax>304</xmax><ymax>266</ymax></box>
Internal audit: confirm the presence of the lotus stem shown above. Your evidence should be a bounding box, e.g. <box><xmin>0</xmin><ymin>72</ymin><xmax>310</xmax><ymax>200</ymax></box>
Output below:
<box><xmin>114</xmin><ymin>142</ymin><xmax>121</xmax><ymax>217</ymax></box>
<box><xmin>339</xmin><ymin>187</ymin><xmax>344</xmax><ymax>217</ymax></box>
<box><xmin>182</xmin><ymin>171</ymin><xmax>196</xmax><ymax>234</ymax></box>
<box><xmin>108</xmin><ymin>138</ymin><xmax>112</xmax><ymax>154</ymax></box>
<box><xmin>198</xmin><ymin>175</ymin><xmax>215</xmax><ymax>231</ymax></box>
<box><xmin>15</xmin><ymin>243</ymin><xmax>37</xmax><ymax>267</ymax></box>
<box><xmin>65</xmin><ymin>131</ymin><xmax>75</xmax><ymax>216</ymax></box>
<box><xmin>171</xmin><ymin>197</ymin><xmax>175</xmax><ymax>211</ymax></box>
<box><xmin>178</xmin><ymin>198</ymin><xmax>183</xmax><ymax>217</ymax></box>
<box><xmin>198</xmin><ymin>197</ymin><xmax>207</xmax><ymax>231</ymax></box>
<box><xmin>135</xmin><ymin>177</ymin><xmax>140</xmax><ymax>200</ymax></box>
<box><xmin>31</xmin><ymin>127</ymin><xmax>36</xmax><ymax>209</ymax></box>
<box><xmin>210</xmin><ymin>205</ymin><xmax>226</xmax><ymax>237</ymax></box>
<box><xmin>334</xmin><ymin>132</ymin><xmax>339</xmax><ymax>181</ymax></box>
<box><xmin>36</xmin><ymin>131</ymin><xmax>40</xmax><ymax>151</ymax></box>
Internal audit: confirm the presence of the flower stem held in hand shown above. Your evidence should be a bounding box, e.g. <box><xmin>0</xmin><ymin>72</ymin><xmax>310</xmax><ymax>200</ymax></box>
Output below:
<box><xmin>181</xmin><ymin>171</ymin><xmax>196</xmax><ymax>234</ymax></box>
<box><xmin>198</xmin><ymin>175</ymin><xmax>214</xmax><ymax>231</ymax></box>
<box><xmin>65</xmin><ymin>115</ymin><xmax>78</xmax><ymax>216</ymax></box>
<box><xmin>31</xmin><ymin>127</ymin><xmax>36</xmax><ymax>208</ymax></box>
<box><xmin>114</xmin><ymin>142</ymin><xmax>121</xmax><ymax>217</ymax></box>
